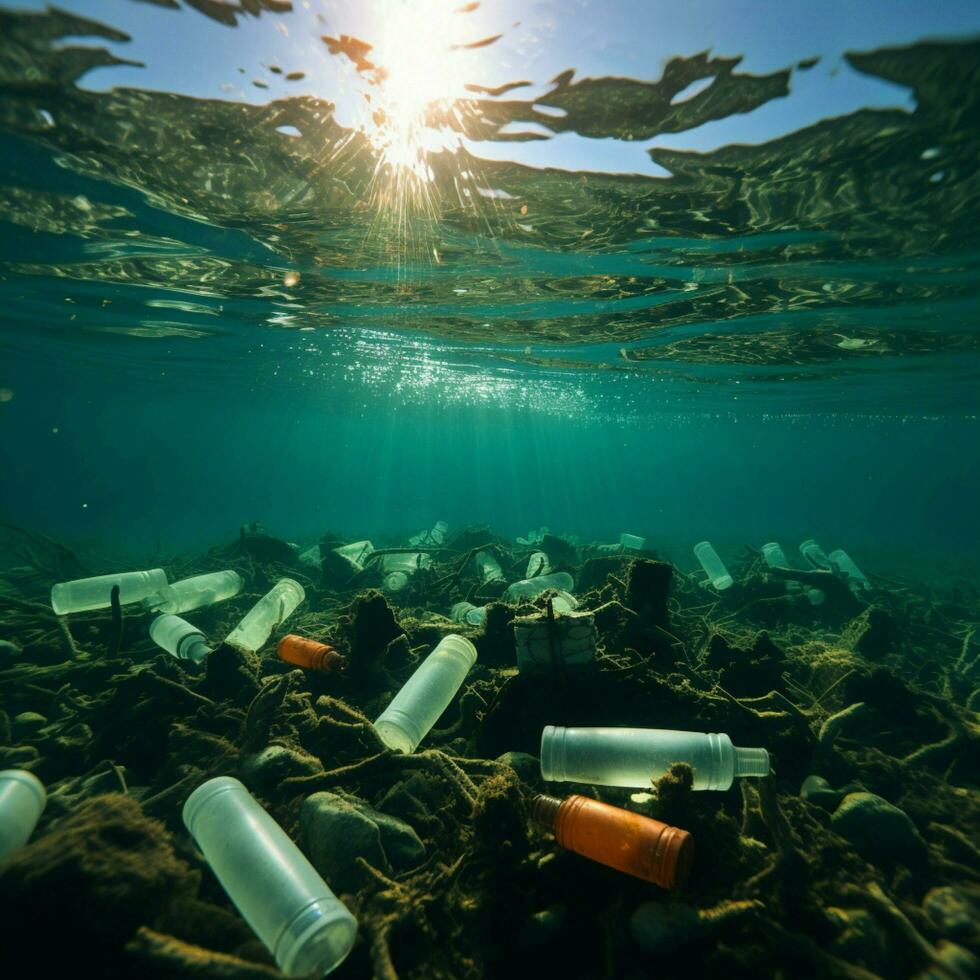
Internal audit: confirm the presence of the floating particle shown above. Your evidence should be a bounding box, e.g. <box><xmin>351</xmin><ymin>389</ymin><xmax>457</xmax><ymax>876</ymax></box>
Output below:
<box><xmin>253</xmin><ymin>80</ymin><xmax>269</xmax><ymax>89</ymax></box>
<box><xmin>284</xmin><ymin>271</ymin><xmax>301</xmax><ymax>287</ymax></box>
<box><xmin>285</xmin><ymin>71</ymin><xmax>305</xmax><ymax>81</ymax></box>
<box><xmin>0</xmin><ymin>388</ymin><xmax>13</xmax><ymax>402</ymax></box>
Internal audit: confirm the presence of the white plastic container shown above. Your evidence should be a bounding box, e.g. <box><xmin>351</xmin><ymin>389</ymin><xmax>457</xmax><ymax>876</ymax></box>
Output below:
<box><xmin>373</xmin><ymin>635</ymin><xmax>477</xmax><ymax>754</ymax></box>
<box><xmin>297</xmin><ymin>545</ymin><xmax>322</xmax><ymax>568</ymax></box>
<box><xmin>183</xmin><ymin>777</ymin><xmax>356</xmax><ymax>976</ymax></box>
<box><xmin>334</xmin><ymin>541</ymin><xmax>374</xmax><ymax>565</ymax></box>
<box><xmin>225</xmin><ymin>578</ymin><xmax>305</xmax><ymax>655</ymax></box>
<box><xmin>382</xmin><ymin>572</ymin><xmax>410</xmax><ymax>592</ymax></box>
<box><xmin>619</xmin><ymin>533</ymin><xmax>646</xmax><ymax>551</ymax></box>
<box><xmin>51</xmin><ymin>568</ymin><xmax>168</xmax><ymax>615</ymax></box>
<box><xmin>550</xmin><ymin>590</ymin><xmax>579</xmax><ymax>613</ymax></box>
<box><xmin>451</xmin><ymin>602</ymin><xmax>487</xmax><ymax>626</ymax></box>
<box><xmin>149</xmin><ymin>614</ymin><xmax>211</xmax><ymax>665</ymax></box>
<box><xmin>0</xmin><ymin>769</ymin><xmax>46</xmax><ymax>859</ymax></box>
<box><xmin>409</xmin><ymin>522</ymin><xmax>448</xmax><ymax>547</ymax></box>
<box><xmin>381</xmin><ymin>553</ymin><xmax>432</xmax><ymax>574</ymax></box>
<box><xmin>526</xmin><ymin>551</ymin><xmax>551</xmax><ymax>578</ymax></box>
<box><xmin>694</xmin><ymin>541</ymin><xmax>733</xmax><ymax>590</ymax></box>
<box><xmin>503</xmin><ymin>572</ymin><xmax>575</xmax><ymax>603</ymax></box>
<box><xmin>474</xmin><ymin>550</ymin><xmax>505</xmax><ymax>584</ymax></box>
<box><xmin>761</xmin><ymin>542</ymin><xmax>790</xmax><ymax>569</ymax></box>
<box><xmin>540</xmin><ymin>726</ymin><xmax>770</xmax><ymax>791</ymax></box>
<box><xmin>144</xmin><ymin>570</ymin><xmax>243</xmax><ymax>615</ymax></box>
<box><xmin>799</xmin><ymin>538</ymin><xmax>833</xmax><ymax>570</ymax></box>
<box><xmin>828</xmin><ymin>549</ymin><xmax>871</xmax><ymax>591</ymax></box>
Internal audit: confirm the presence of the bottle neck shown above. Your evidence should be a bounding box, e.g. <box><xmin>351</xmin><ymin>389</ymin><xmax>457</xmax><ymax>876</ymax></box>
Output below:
<box><xmin>530</xmin><ymin>794</ymin><xmax>562</xmax><ymax>832</ymax></box>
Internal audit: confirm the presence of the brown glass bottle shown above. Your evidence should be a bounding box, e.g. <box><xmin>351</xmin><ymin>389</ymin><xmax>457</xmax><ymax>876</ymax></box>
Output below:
<box><xmin>532</xmin><ymin>793</ymin><xmax>693</xmax><ymax>888</ymax></box>
<box><xmin>277</xmin><ymin>634</ymin><xmax>347</xmax><ymax>672</ymax></box>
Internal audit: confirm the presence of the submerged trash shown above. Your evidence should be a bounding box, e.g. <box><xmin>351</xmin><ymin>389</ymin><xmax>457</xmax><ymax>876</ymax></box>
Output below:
<box><xmin>799</xmin><ymin>538</ymin><xmax>833</xmax><ymax>569</ymax></box>
<box><xmin>526</xmin><ymin>550</ymin><xmax>551</xmax><ymax>577</ymax></box>
<box><xmin>540</xmin><ymin>726</ymin><xmax>770</xmax><ymax>790</ymax></box>
<box><xmin>373</xmin><ymin>634</ymin><xmax>477</xmax><ymax>753</ymax></box>
<box><xmin>0</xmin><ymin>769</ymin><xmax>46</xmax><ymax>860</ymax></box>
<box><xmin>451</xmin><ymin>601</ymin><xmax>487</xmax><ymax>626</ymax></box>
<box><xmin>503</xmin><ymin>571</ymin><xmax>574</xmax><ymax>603</ymax></box>
<box><xmin>619</xmin><ymin>532</ymin><xmax>647</xmax><ymax>551</ymax></box>
<box><xmin>50</xmin><ymin>568</ymin><xmax>168</xmax><ymax>615</ymax></box>
<box><xmin>762</xmin><ymin>541</ymin><xmax>825</xmax><ymax>606</ymax></box>
<box><xmin>474</xmin><ymin>549</ymin><xmax>505</xmax><ymax>584</ymax></box>
<box><xmin>380</xmin><ymin>552</ymin><xmax>432</xmax><ymax>592</ymax></box>
<box><xmin>183</xmin><ymin>776</ymin><xmax>357</xmax><ymax>977</ymax></box>
<box><xmin>514</xmin><ymin>608</ymin><xmax>596</xmax><ymax>673</ymax></box>
<box><xmin>693</xmin><ymin>541</ymin><xmax>733</xmax><ymax>590</ymax></box>
<box><xmin>277</xmin><ymin>634</ymin><xmax>347</xmax><ymax>672</ymax></box>
<box><xmin>409</xmin><ymin>521</ymin><xmax>448</xmax><ymax>546</ymax></box>
<box><xmin>224</xmin><ymin>578</ymin><xmax>305</xmax><ymax>654</ymax></box>
<box><xmin>334</xmin><ymin>540</ymin><xmax>374</xmax><ymax>565</ymax></box>
<box><xmin>829</xmin><ymin>549</ymin><xmax>871</xmax><ymax>591</ymax></box>
<box><xmin>149</xmin><ymin>613</ymin><xmax>211</xmax><ymax>665</ymax></box>
<box><xmin>531</xmin><ymin>793</ymin><xmax>693</xmax><ymax>888</ymax></box>
<box><xmin>142</xmin><ymin>569</ymin><xmax>243</xmax><ymax>614</ymax></box>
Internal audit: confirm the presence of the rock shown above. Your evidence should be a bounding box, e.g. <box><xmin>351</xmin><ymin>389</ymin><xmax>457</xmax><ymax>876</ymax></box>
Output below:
<box><xmin>844</xmin><ymin>607</ymin><xmax>895</xmax><ymax>660</ymax></box>
<box><xmin>201</xmin><ymin>643</ymin><xmax>261</xmax><ymax>703</ymax></box>
<box><xmin>830</xmin><ymin>792</ymin><xmax>926</xmax><ymax>866</ymax></box>
<box><xmin>496</xmin><ymin>751</ymin><xmax>539</xmax><ymax>785</ymax></box>
<box><xmin>625</xmin><ymin>559</ymin><xmax>673</xmax><ymax>631</ymax></box>
<box><xmin>344</xmin><ymin>591</ymin><xmax>404</xmax><ymax>678</ymax></box>
<box><xmin>825</xmin><ymin>906</ymin><xmax>891</xmax><ymax>976</ymax></box>
<box><xmin>629</xmin><ymin>902</ymin><xmax>703</xmax><ymax>955</ymax></box>
<box><xmin>923</xmin><ymin>887</ymin><xmax>980</xmax><ymax>943</ymax></box>
<box><xmin>800</xmin><ymin>775</ymin><xmax>845</xmax><ymax>811</ymax></box>
<box><xmin>0</xmin><ymin>638</ymin><xmax>21</xmax><ymax>658</ymax></box>
<box><xmin>300</xmin><ymin>791</ymin><xmax>424</xmax><ymax>892</ymax></box>
<box><xmin>240</xmin><ymin>744</ymin><xmax>324</xmax><ymax>795</ymax></box>
<box><xmin>519</xmin><ymin>903</ymin><xmax>566</xmax><ymax>948</ymax></box>
<box><xmin>12</xmin><ymin>711</ymin><xmax>47</xmax><ymax>737</ymax></box>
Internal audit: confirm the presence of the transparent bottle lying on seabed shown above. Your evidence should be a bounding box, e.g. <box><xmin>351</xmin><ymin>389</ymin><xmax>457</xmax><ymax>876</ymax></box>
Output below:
<box><xmin>225</xmin><ymin>578</ymin><xmax>305</xmax><ymax>654</ymax></box>
<box><xmin>143</xmin><ymin>570</ymin><xmax>243</xmax><ymax>615</ymax></box>
<box><xmin>761</xmin><ymin>542</ymin><xmax>825</xmax><ymax>606</ymax></box>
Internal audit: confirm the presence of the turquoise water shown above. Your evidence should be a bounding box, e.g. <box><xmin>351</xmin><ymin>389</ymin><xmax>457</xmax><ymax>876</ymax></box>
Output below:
<box><xmin>0</xmin><ymin>1</ymin><xmax>978</xmax><ymax>566</ymax></box>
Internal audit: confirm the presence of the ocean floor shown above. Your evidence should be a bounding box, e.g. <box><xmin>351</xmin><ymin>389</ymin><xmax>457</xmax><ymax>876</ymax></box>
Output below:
<box><xmin>1</xmin><ymin>523</ymin><xmax>979</xmax><ymax>979</ymax></box>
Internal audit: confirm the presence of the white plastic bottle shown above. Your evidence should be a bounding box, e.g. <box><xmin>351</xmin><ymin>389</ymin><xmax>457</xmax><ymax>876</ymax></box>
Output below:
<box><xmin>694</xmin><ymin>541</ymin><xmax>733</xmax><ymax>590</ymax></box>
<box><xmin>144</xmin><ymin>570</ymin><xmax>243</xmax><ymax>615</ymax></box>
<box><xmin>374</xmin><ymin>635</ymin><xmax>477</xmax><ymax>753</ymax></box>
<box><xmin>149</xmin><ymin>614</ymin><xmax>212</xmax><ymax>665</ymax></box>
<box><xmin>540</xmin><ymin>725</ymin><xmax>770</xmax><ymax>791</ymax></box>
<box><xmin>183</xmin><ymin>777</ymin><xmax>357</xmax><ymax>976</ymax></box>
<box><xmin>334</xmin><ymin>541</ymin><xmax>374</xmax><ymax>565</ymax></box>
<box><xmin>451</xmin><ymin>602</ymin><xmax>487</xmax><ymax>626</ymax></box>
<box><xmin>0</xmin><ymin>769</ymin><xmax>46</xmax><ymax>858</ymax></box>
<box><xmin>51</xmin><ymin>568</ymin><xmax>168</xmax><ymax>615</ymax></box>
<box><xmin>503</xmin><ymin>572</ymin><xmax>574</xmax><ymax>603</ymax></box>
<box><xmin>225</xmin><ymin>579</ymin><xmax>305</xmax><ymax>655</ymax></box>
<box><xmin>761</xmin><ymin>542</ymin><xmax>791</xmax><ymax>569</ymax></box>
<box><xmin>799</xmin><ymin>538</ymin><xmax>833</xmax><ymax>570</ymax></box>
<box><xmin>828</xmin><ymin>549</ymin><xmax>871</xmax><ymax>591</ymax></box>
<box><xmin>526</xmin><ymin>551</ymin><xmax>551</xmax><ymax>578</ymax></box>
<box><xmin>474</xmin><ymin>550</ymin><xmax>505</xmax><ymax>584</ymax></box>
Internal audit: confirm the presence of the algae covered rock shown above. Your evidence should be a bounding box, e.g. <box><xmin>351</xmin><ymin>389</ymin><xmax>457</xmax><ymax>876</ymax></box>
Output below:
<box><xmin>629</xmin><ymin>901</ymin><xmax>703</xmax><ymax>954</ymax></box>
<box><xmin>496</xmin><ymin>750</ymin><xmax>539</xmax><ymax>785</ymax></box>
<box><xmin>239</xmin><ymin>743</ymin><xmax>324</xmax><ymax>795</ymax></box>
<box><xmin>830</xmin><ymin>791</ymin><xmax>926</xmax><ymax>866</ymax></box>
<box><xmin>300</xmin><ymin>790</ymin><xmax>425</xmax><ymax>891</ymax></box>
<box><xmin>843</xmin><ymin>607</ymin><xmax>895</xmax><ymax>660</ymax></box>
<box><xmin>800</xmin><ymin>774</ymin><xmax>846</xmax><ymax>811</ymax></box>
<box><xmin>923</xmin><ymin>886</ymin><xmax>980</xmax><ymax>944</ymax></box>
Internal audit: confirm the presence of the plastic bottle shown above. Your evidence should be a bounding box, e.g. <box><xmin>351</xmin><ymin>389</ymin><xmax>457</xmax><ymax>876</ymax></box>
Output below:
<box><xmin>526</xmin><ymin>551</ymin><xmax>551</xmax><ymax>578</ymax></box>
<box><xmin>149</xmin><ymin>614</ymin><xmax>212</xmax><ymax>665</ymax></box>
<box><xmin>761</xmin><ymin>542</ymin><xmax>790</xmax><ymax>569</ymax></box>
<box><xmin>382</xmin><ymin>572</ymin><xmax>410</xmax><ymax>592</ymax></box>
<box><xmin>51</xmin><ymin>568</ymin><xmax>168</xmax><ymax>615</ymax></box>
<box><xmin>225</xmin><ymin>578</ymin><xmax>305</xmax><ymax>655</ymax></box>
<box><xmin>474</xmin><ymin>550</ymin><xmax>505</xmax><ymax>584</ymax></box>
<box><xmin>0</xmin><ymin>769</ymin><xmax>46</xmax><ymax>859</ymax></box>
<box><xmin>297</xmin><ymin>545</ymin><xmax>321</xmax><ymax>568</ymax></box>
<box><xmin>503</xmin><ymin>572</ymin><xmax>574</xmax><ymax>603</ymax></box>
<box><xmin>144</xmin><ymin>570</ymin><xmax>243</xmax><ymax>615</ymax></box>
<box><xmin>381</xmin><ymin>553</ymin><xmax>431</xmax><ymax>574</ymax></box>
<box><xmin>619</xmin><ymin>533</ymin><xmax>646</xmax><ymax>551</ymax></box>
<box><xmin>334</xmin><ymin>541</ymin><xmax>374</xmax><ymax>565</ymax></box>
<box><xmin>540</xmin><ymin>726</ymin><xmax>770</xmax><ymax>791</ymax></box>
<box><xmin>531</xmin><ymin>793</ymin><xmax>692</xmax><ymax>888</ymax></box>
<box><xmin>183</xmin><ymin>777</ymin><xmax>357</xmax><ymax>977</ymax></box>
<box><xmin>278</xmin><ymin>635</ymin><xmax>347</xmax><ymax>672</ymax></box>
<box><xmin>828</xmin><ymin>549</ymin><xmax>871</xmax><ymax>591</ymax></box>
<box><xmin>549</xmin><ymin>590</ymin><xmax>579</xmax><ymax>614</ymax></box>
<box><xmin>799</xmin><ymin>538</ymin><xmax>833</xmax><ymax>570</ymax></box>
<box><xmin>373</xmin><ymin>635</ymin><xmax>477</xmax><ymax>753</ymax></box>
<box><xmin>451</xmin><ymin>602</ymin><xmax>487</xmax><ymax>627</ymax></box>
<box><xmin>693</xmin><ymin>542</ymin><xmax>733</xmax><ymax>590</ymax></box>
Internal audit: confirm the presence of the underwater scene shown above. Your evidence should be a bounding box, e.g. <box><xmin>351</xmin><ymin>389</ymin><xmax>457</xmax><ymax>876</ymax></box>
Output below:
<box><xmin>1</xmin><ymin>0</ymin><xmax>979</xmax><ymax>976</ymax></box>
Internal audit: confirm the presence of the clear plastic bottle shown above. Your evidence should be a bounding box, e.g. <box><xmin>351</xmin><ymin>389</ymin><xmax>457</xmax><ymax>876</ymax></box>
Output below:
<box><xmin>693</xmin><ymin>542</ymin><xmax>733</xmax><ymax>590</ymax></box>
<box><xmin>531</xmin><ymin>793</ymin><xmax>692</xmax><ymax>888</ymax></box>
<box><xmin>50</xmin><ymin>568</ymin><xmax>168</xmax><ymax>615</ymax></box>
<box><xmin>503</xmin><ymin>572</ymin><xmax>575</xmax><ymax>603</ymax></box>
<box><xmin>474</xmin><ymin>550</ymin><xmax>505</xmax><ymax>584</ymax></box>
<box><xmin>149</xmin><ymin>614</ymin><xmax>212</xmax><ymax>665</ymax></box>
<box><xmin>334</xmin><ymin>540</ymin><xmax>374</xmax><ymax>565</ymax></box>
<box><xmin>526</xmin><ymin>551</ymin><xmax>551</xmax><ymax>578</ymax></box>
<box><xmin>381</xmin><ymin>553</ymin><xmax>431</xmax><ymax>574</ymax></box>
<box><xmin>540</xmin><ymin>725</ymin><xmax>770</xmax><ymax>791</ymax></box>
<box><xmin>183</xmin><ymin>777</ymin><xmax>357</xmax><ymax>976</ymax></box>
<box><xmin>143</xmin><ymin>570</ymin><xmax>243</xmax><ymax>615</ymax></box>
<box><xmin>799</xmin><ymin>538</ymin><xmax>833</xmax><ymax>570</ymax></box>
<box><xmin>450</xmin><ymin>602</ymin><xmax>487</xmax><ymax>626</ymax></box>
<box><xmin>225</xmin><ymin>578</ymin><xmax>305</xmax><ymax>655</ymax></box>
<box><xmin>373</xmin><ymin>635</ymin><xmax>477</xmax><ymax>753</ymax></box>
<box><xmin>0</xmin><ymin>769</ymin><xmax>46</xmax><ymax>859</ymax></box>
<box><xmin>761</xmin><ymin>542</ymin><xmax>790</xmax><ymax>569</ymax></box>
<box><xmin>828</xmin><ymin>549</ymin><xmax>871</xmax><ymax>591</ymax></box>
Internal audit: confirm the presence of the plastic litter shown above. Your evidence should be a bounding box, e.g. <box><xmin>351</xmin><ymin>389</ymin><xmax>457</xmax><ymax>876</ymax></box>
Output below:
<box><xmin>514</xmin><ymin>609</ymin><xmax>596</xmax><ymax>673</ymax></box>
<box><xmin>799</xmin><ymin>538</ymin><xmax>833</xmax><ymax>570</ymax></box>
<box><xmin>143</xmin><ymin>570</ymin><xmax>242</xmax><ymax>615</ymax></box>
<box><xmin>828</xmin><ymin>549</ymin><xmax>871</xmax><ymax>591</ymax></box>
<box><xmin>619</xmin><ymin>533</ymin><xmax>646</xmax><ymax>551</ymax></box>
<box><xmin>149</xmin><ymin>614</ymin><xmax>211</xmax><ymax>665</ymax></box>
<box><xmin>474</xmin><ymin>550</ymin><xmax>505</xmax><ymax>584</ymax></box>
<box><xmin>503</xmin><ymin>572</ymin><xmax>574</xmax><ymax>603</ymax></box>
<box><xmin>526</xmin><ymin>551</ymin><xmax>551</xmax><ymax>577</ymax></box>
<box><xmin>693</xmin><ymin>541</ymin><xmax>733</xmax><ymax>590</ymax></box>
<box><xmin>183</xmin><ymin>776</ymin><xmax>357</xmax><ymax>976</ymax></box>
<box><xmin>451</xmin><ymin>602</ymin><xmax>487</xmax><ymax>626</ymax></box>
<box><xmin>225</xmin><ymin>578</ymin><xmax>305</xmax><ymax>654</ymax></box>
<box><xmin>540</xmin><ymin>725</ymin><xmax>770</xmax><ymax>791</ymax></box>
<box><xmin>51</xmin><ymin>568</ymin><xmax>168</xmax><ymax>615</ymax></box>
<box><xmin>373</xmin><ymin>634</ymin><xmax>477</xmax><ymax>754</ymax></box>
<box><xmin>278</xmin><ymin>634</ymin><xmax>347</xmax><ymax>672</ymax></box>
<box><xmin>0</xmin><ymin>769</ymin><xmax>46</xmax><ymax>859</ymax></box>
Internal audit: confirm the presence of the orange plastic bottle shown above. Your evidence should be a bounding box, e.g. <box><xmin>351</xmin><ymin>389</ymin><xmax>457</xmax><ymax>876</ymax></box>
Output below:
<box><xmin>277</xmin><ymin>634</ymin><xmax>347</xmax><ymax>672</ymax></box>
<box><xmin>531</xmin><ymin>794</ymin><xmax>693</xmax><ymax>888</ymax></box>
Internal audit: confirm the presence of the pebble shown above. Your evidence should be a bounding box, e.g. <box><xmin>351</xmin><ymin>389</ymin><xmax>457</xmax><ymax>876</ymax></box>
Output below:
<box><xmin>800</xmin><ymin>775</ymin><xmax>844</xmax><ymax>811</ymax></box>
<box><xmin>12</xmin><ymin>712</ymin><xmax>48</xmax><ymax>737</ymax></box>
<box><xmin>496</xmin><ymin>751</ymin><xmax>539</xmax><ymax>784</ymax></box>
<box><xmin>239</xmin><ymin>744</ymin><xmax>324</xmax><ymax>794</ymax></box>
<box><xmin>830</xmin><ymin>792</ymin><xmax>926</xmax><ymax>866</ymax></box>
<box><xmin>629</xmin><ymin>902</ymin><xmax>703</xmax><ymax>954</ymax></box>
<box><xmin>923</xmin><ymin>887</ymin><xmax>980</xmax><ymax>941</ymax></box>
